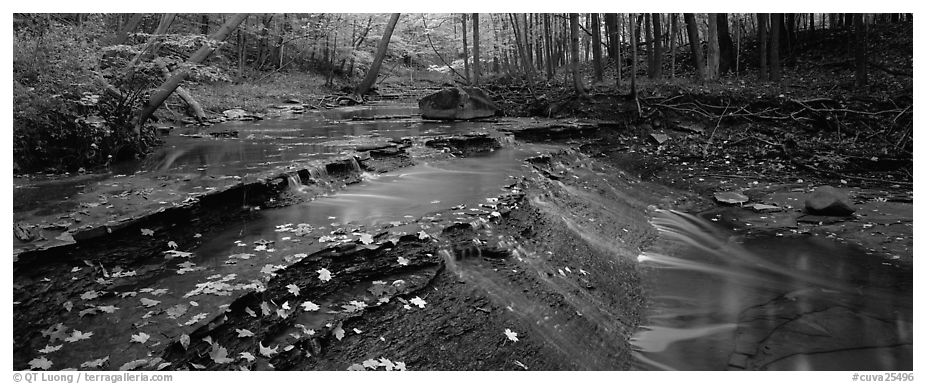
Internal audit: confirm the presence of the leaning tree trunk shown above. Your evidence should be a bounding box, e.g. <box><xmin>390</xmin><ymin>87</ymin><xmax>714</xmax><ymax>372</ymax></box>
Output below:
<box><xmin>569</xmin><ymin>13</ymin><xmax>587</xmax><ymax>97</ymax></box>
<box><xmin>353</xmin><ymin>13</ymin><xmax>401</xmax><ymax>100</ymax></box>
<box><xmin>133</xmin><ymin>13</ymin><xmax>249</xmax><ymax>135</ymax></box>
<box><xmin>155</xmin><ymin>60</ymin><xmax>205</xmax><ymax>123</ymax></box>
<box><xmin>684</xmin><ymin>13</ymin><xmax>706</xmax><ymax>81</ymax></box>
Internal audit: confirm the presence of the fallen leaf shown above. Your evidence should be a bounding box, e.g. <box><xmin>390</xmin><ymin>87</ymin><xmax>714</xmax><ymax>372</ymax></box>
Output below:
<box><xmin>259</xmin><ymin>341</ymin><xmax>278</xmax><ymax>358</ymax></box>
<box><xmin>504</xmin><ymin>329</ymin><xmax>519</xmax><ymax>342</ymax></box>
<box><xmin>236</xmin><ymin>329</ymin><xmax>254</xmax><ymax>338</ymax></box>
<box><xmin>409</xmin><ymin>296</ymin><xmax>427</xmax><ymax>308</ymax></box>
<box><xmin>397</xmin><ymin>257</ymin><xmax>410</xmax><ymax>266</ymax></box>
<box><xmin>333</xmin><ymin>324</ymin><xmax>345</xmax><ymax>340</ymax></box>
<box><xmin>165</xmin><ymin>304</ymin><xmax>189</xmax><ymax>319</ymax></box>
<box><xmin>28</xmin><ymin>356</ymin><xmax>53</xmax><ymax>370</ymax></box>
<box><xmin>379</xmin><ymin>357</ymin><xmax>395</xmax><ymax>371</ymax></box>
<box><xmin>209</xmin><ymin>345</ymin><xmax>235</xmax><ymax>364</ymax></box>
<box><xmin>282</xmin><ymin>301</ymin><xmax>292</xmax><ymax>310</ymax></box>
<box><xmin>301</xmin><ymin>301</ymin><xmax>320</xmax><ymax>312</ymax></box>
<box><xmin>395</xmin><ymin>361</ymin><xmax>406</xmax><ymax>371</ymax></box>
<box><xmin>276</xmin><ymin>309</ymin><xmax>289</xmax><ymax>319</ymax></box>
<box><xmin>80</xmin><ymin>291</ymin><xmax>101</xmax><ymax>300</ymax></box>
<box><xmin>347</xmin><ymin>363</ymin><xmax>365</xmax><ymax>371</ymax></box>
<box><xmin>140</xmin><ymin>228</ymin><xmax>154</xmax><ymax>236</ymax></box>
<box><xmin>62</xmin><ymin>301</ymin><xmax>73</xmax><ymax>312</ymax></box>
<box><xmin>179</xmin><ymin>334</ymin><xmax>190</xmax><ymax>349</ymax></box>
<box><xmin>202</xmin><ymin>336</ymin><xmax>213</xmax><ymax>345</ymax></box>
<box><xmin>38</xmin><ymin>344</ymin><xmax>63</xmax><ymax>354</ymax></box>
<box><xmin>140</xmin><ymin>298</ymin><xmax>161</xmax><ymax>307</ymax></box>
<box><xmin>119</xmin><ymin>359</ymin><xmax>149</xmax><ymax>371</ymax></box>
<box><xmin>79</xmin><ymin>308</ymin><xmax>98</xmax><ymax>317</ymax></box>
<box><xmin>65</xmin><ymin>330</ymin><xmax>93</xmax><ymax>343</ymax></box>
<box><xmin>130</xmin><ymin>332</ymin><xmax>150</xmax><ymax>344</ymax></box>
<box><xmin>358</xmin><ymin>233</ymin><xmax>374</xmax><ymax>245</ymax></box>
<box><xmin>286</xmin><ymin>284</ymin><xmax>300</xmax><ymax>297</ymax></box>
<box><xmin>96</xmin><ymin>305</ymin><xmax>118</xmax><ymax>313</ymax></box>
<box><xmin>80</xmin><ymin>356</ymin><xmax>109</xmax><ymax>369</ymax></box>
<box><xmin>317</xmin><ymin>268</ymin><xmax>332</xmax><ymax>282</ymax></box>
<box><xmin>189</xmin><ymin>362</ymin><xmax>206</xmax><ymax>370</ymax></box>
<box><xmin>353</xmin><ymin>328</ymin><xmax>362</xmax><ymax>334</ymax></box>
<box><xmin>239</xmin><ymin>352</ymin><xmax>256</xmax><ymax>362</ymax></box>
<box><xmin>418</xmin><ymin>231</ymin><xmax>430</xmax><ymax>240</ymax></box>
<box><xmin>714</xmin><ymin>191</ymin><xmax>749</xmax><ymax>204</ymax></box>
<box><xmin>362</xmin><ymin>359</ymin><xmax>379</xmax><ymax>369</ymax></box>
<box><xmin>244</xmin><ymin>307</ymin><xmax>257</xmax><ymax>317</ymax></box>
<box><xmin>260</xmin><ymin>301</ymin><xmax>271</xmax><ymax>316</ymax></box>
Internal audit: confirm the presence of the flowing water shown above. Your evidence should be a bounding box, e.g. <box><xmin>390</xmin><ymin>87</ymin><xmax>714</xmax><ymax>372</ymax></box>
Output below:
<box><xmin>631</xmin><ymin>209</ymin><xmax>913</xmax><ymax>371</ymax></box>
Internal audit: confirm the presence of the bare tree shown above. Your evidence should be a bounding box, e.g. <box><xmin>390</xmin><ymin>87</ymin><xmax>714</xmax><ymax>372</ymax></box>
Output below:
<box><xmin>569</xmin><ymin>13</ymin><xmax>587</xmax><ymax>97</ymax></box>
<box><xmin>769</xmin><ymin>13</ymin><xmax>782</xmax><ymax>81</ymax></box>
<box><xmin>472</xmin><ymin>13</ymin><xmax>481</xmax><ymax>85</ymax></box>
<box><xmin>651</xmin><ymin>13</ymin><xmax>663</xmax><ymax>79</ymax></box>
<box><xmin>591</xmin><ymin>13</ymin><xmax>603</xmax><ymax>81</ymax></box>
<box><xmin>462</xmin><ymin>14</ymin><xmax>471</xmax><ymax>83</ymax></box>
<box><xmin>758</xmin><ymin>13</ymin><xmax>768</xmax><ymax>81</ymax></box>
<box><xmin>354</xmin><ymin>13</ymin><xmax>401</xmax><ymax>99</ymax></box>
<box><xmin>854</xmin><ymin>13</ymin><xmax>867</xmax><ymax>87</ymax></box>
<box><xmin>707</xmin><ymin>13</ymin><xmax>720</xmax><ymax>80</ymax></box>
<box><xmin>684</xmin><ymin>13</ymin><xmax>706</xmax><ymax>80</ymax></box>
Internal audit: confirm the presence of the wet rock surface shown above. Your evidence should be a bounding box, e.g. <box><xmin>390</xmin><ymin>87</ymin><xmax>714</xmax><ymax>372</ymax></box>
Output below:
<box><xmin>418</xmin><ymin>87</ymin><xmax>499</xmax><ymax>120</ymax></box>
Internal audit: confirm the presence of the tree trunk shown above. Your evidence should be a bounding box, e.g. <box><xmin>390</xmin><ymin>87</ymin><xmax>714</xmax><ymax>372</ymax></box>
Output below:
<box><xmin>134</xmin><ymin>13</ymin><xmax>249</xmax><ymax>135</ymax></box>
<box><xmin>591</xmin><ymin>13</ymin><xmax>603</xmax><ymax>82</ymax></box>
<box><xmin>684</xmin><ymin>13</ymin><xmax>706</xmax><ymax>81</ymax></box>
<box><xmin>669</xmin><ymin>13</ymin><xmax>677</xmax><ymax>78</ymax></box>
<box><xmin>630</xmin><ymin>13</ymin><xmax>638</xmax><ymax>97</ymax></box>
<box><xmin>472</xmin><ymin>13</ymin><xmax>481</xmax><ymax>85</ymax></box>
<box><xmin>651</xmin><ymin>13</ymin><xmax>663</xmax><ymax>79</ymax></box>
<box><xmin>706</xmin><ymin>14</ymin><xmax>720</xmax><ymax>80</ymax></box>
<box><xmin>112</xmin><ymin>13</ymin><xmax>144</xmax><ymax>45</ymax></box>
<box><xmin>716</xmin><ymin>13</ymin><xmax>735</xmax><ymax>74</ymax></box>
<box><xmin>769</xmin><ymin>13</ymin><xmax>782</xmax><ymax>82</ymax></box>
<box><xmin>854</xmin><ymin>13</ymin><xmax>867</xmax><ymax>88</ymax></box>
<box><xmin>354</xmin><ymin>13</ymin><xmax>400</xmax><ymax>99</ymax></box>
<box><xmin>543</xmin><ymin>13</ymin><xmax>554</xmax><ymax>80</ymax></box>
<box><xmin>200</xmin><ymin>14</ymin><xmax>210</xmax><ymax>35</ymax></box>
<box><xmin>130</xmin><ymin>13</ymin><xmax>175</xmax><ymax>68</ymax></box>
<box><xmin>156</xmin><ymin>60</ymin><xmax>205</xmax><ymax>122</ymax></box>
<box><xmin>644</xmin><ymin>14</ymin><xmax>653</xmax><ymax>78</ymax></box>
<box><xmin>758</xmin><ymin>13</ymin><xmax>768</xmax><ymax>81</ymax></box>
<box><xmin>615</xmin><ymin>14</ymin><xmax>622</xmax><ymax>87</ymax></box>
<box><xmin>461</xmin><ymin>14</ymin><xmax>471</xmax><ymax>84</ymax></box>
<box><xmin>569</xmin><ymin>13</ymin><xmax>587</xmax><ymax>97</ymax></box>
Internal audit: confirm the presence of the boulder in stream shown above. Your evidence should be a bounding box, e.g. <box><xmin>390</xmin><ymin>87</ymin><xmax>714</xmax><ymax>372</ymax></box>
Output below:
<box><xmin>418</xmin><ymin>87</ymin><xmax>499</xmax><ymax>120</ymax></box>
<box><xmin>804</xmin><ymin>185</ymin><xmax>855</xmax><ymax>216</ymax></box>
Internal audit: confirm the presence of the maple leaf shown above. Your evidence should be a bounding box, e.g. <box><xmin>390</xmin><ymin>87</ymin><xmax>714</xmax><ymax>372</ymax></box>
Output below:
<box><xmin>236</xmin><ymin>329</ymin><xmax>255</xmax><ymax>338</ymax></box>
<box><xmin>42</xmin><ymin>323</ymin><xmax>69</xmax><ymax>342</ymax></box>
<box><xmin>209</xmin><ymin>345</ymin><xmax>235</xmax><ymax>364</ymax></box>
<box><xmin>179</xmin><ymin>334</ymin><xmax>190</xmax><ymax>349</ymax></box>
<box><xmin>282</xmin><ymin>301</ymin><xmax>292</xmax><ymax>310</ymax></box>
<box><xmin>418</xmin><ymin>231</ymin><xmax>430</xmax><ymax>240</ymax></box>
<box><xmin>395</xmin><ymin>361</ymin><xmax>407</xmax><ymax>371</ymax></box>
<box><xmin>131</xmin><ymin>332</ymin><xmax>150</xmax><ymax>344</ymax></box>
<box><xmin>80</xmin><ymin>356</ymin><xmax>109</xmax><ymax>369</ymax></box>
<box><xmin>379</xmin><ymin>357</ymin><xmax>395</xmax><ymax>371</ymax></box>
<box><xmin>301</xmin><ymin>301</ymin><xmax>320</xmax><ymax>312</ymax></box>
<box><xmin>141</xmin><ymin>228</ymin><xmax>154</xmax><ymax>236</ymax></box>
<box><xmin>397</xmin><ymin>257</ymin><xmax>410</xmax><ymax>266</ymax></box>
<box><xmin>317</xmin><ymin>268</ymin><xmax>332</xmax><ymax>282</ymax></box>
<box><xmin>504</xmin><ymin>329</ymin><xmax>519</xmax><ymax>342</ymax></box>
<box><xmin>347</xmin><ymin>363</ymin><xmax>365</xmax><ymax>371</ymax></box>
<box><xmin>286</xmin><ymin>284</ymin><xmax>300</xmax><ymax>296</ymax></box>
<box><xmin>183</xmin><ymin>313</ymin><xmax>208</xmax><ymax>326</ymax></box>
<box><xmin>358</xmin><ymin>233</ymin><xmax>374</xmax><ymax>245</ymax></box>
<box><xmin>409</xmin><ymin>296</ymin><xmax>427</xmax><ymax>308</ymax></box>
<box><xmin>244</xmin><ymin>307</ymin><xmax>257</xmax><ymax>317</ymax></box>
<box><xmin>165</xmin><ymin>304</ymin><xmax>189</xmax><ymax>319</ymax></box>
<box><xmin>259</xmin><ymin>341</ymin><xmax>278</xmax><ymax>358</ymax></box>
<box><xmin>202</xmin><ymin>336</ymin><xmax>214</xmax><ymax>345</ymax></box>
<box><xmin>96</xmin><ymin>305</ymin><xmax>119</xmax><ymax>313</ymax></box>
<box><xmin>260</xmin><ymin>301</ymin><xmax>271</xmax><ymax>316</ymax></box>
<box><xmin>62</xmin><ymin>301</ymin><xmax>73</xmax><ymax>312</ymax></box>
<box><xmin>140</xmin><ymin>298</ymin><xmax>161</xmax><ymax>307</ymax></box>
<box><xmin>38</xmin><ymin>344</ymin><xmax>63</xmax><ymax>354</ymax></box>
<box><xmin>28</xmin><ymin>356</ymin><xmax>53</xmax><ymax>370</ymax></box>
<box><xmin>167</xmin><ymin>241</ymin><xmax>178</xmax><ymax>249</ymax></box>
<box><xmin>119</xmin><ymin>359</ymin><xmax>149</xmax><ymax>371</ymax></box>
<box><xmin>276</xmin><ymin>309</ymin><xmax>289</xmax><ymax>319</ymax></box>
<box><xmin>65</xmin><ymin>330</ymin><xmax>93</xmax><ymax>343</ymax></box>
<box><xmin>362</xmin><ymin>359</ymin><xmax>379</xmax><ymax>369</ymax></box>
<box><xmin>239</xmin><ymin>352</ymin><xmax>256</xmax><ymax>362</ymax></box>
<box><xmin>333</xmin><ymin>324</ymin><xmax>345</xmax><ymax>340</ymax></box>
<box><xmin>80</xmin><ymin>290</ymin><xmax>101</xmax><ymax>300</ymax></box>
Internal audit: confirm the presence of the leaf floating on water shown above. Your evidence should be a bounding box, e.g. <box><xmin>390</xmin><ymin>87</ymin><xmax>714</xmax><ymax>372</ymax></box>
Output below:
<box><xmin>239</xmin><ymin>352</ymin><xmax>256</xmax><ymax>362</ymax></box>
<box><xmin>301</xmin><ymin>301</ymin><xmax>320</xmax><ymax>312</ymax></box>
<box><xmin>80</xmin><ymin>356</ymin><xmax>109</xmax><ymax>369</ymax></box>
<box><xmin>209</xmin><ymin>345</ymin><xmax>235</xmax><ymax>364</ymax></box>
<box><xmin>244</xmin><ymin>307</ymin><xmax>257</xmax><ymax>318</ymax></box>
<box><xmin>38</xmin><ymin>344</ymin><xmax>63</xmax><ymax>354</ymax></box>
<box><xmin>286</xmin><ymin>284</ymin><xmax>300</xmax><ymax>296</ymax></box>
<box><xmin>397</xmin><ymin>257</ymin><xmax>410</xmax><ymax>266</ymax></box>
<box><xmin>179</xmin><ymin>334</ymin><xmax>190</xmax><ymax>349</ymax></box>
<box><xmin>65</xmin><ymin>330</ymin><xmax>93</xmax><ymax>343</ymax></box>
<box><xmin>713</xmin><ymin>191</ymin><xmax>749</xmax><ymax>204</ymax></box>
<box><xmin>130</xmin><ymin>332</ymin><xmax>150</xmax><ymax>344</ymax></box>
<box><xmin>97</xmin><ymin>305</ymin><xmax>119</xmax><ymax>314</ymax></box>
<box><xmin>317</xmin><ymin>268</ymin><xmax>332</xmax><ymax>282</ymax></box>
<box><xmin>80</xmin><ymin>290</ymin><xmax>101</xmax><ymax>300</ymax></box>
<box><xmin>504</xmin><ymin>329</ymin><xmax>519</xmax><ymax>342</ymax></box>
<box><xmin>140</xmin><ymin>298</ymin><xmax>161</xmax><ymax>308</ymax></box>
<box><xmin>140</xmin><ymin>228</ymin><xmax>154</xmax><ymax>236</ymax></box>
<box><xmin>28</xmin><ymin>356</ymin><xmax>53</xmax><ymax>370</ymax></box>
<box><xmin>358</xmin><ymin>233</ymin><xmax>374</xmax><ymax>245</ymax></box>
<box><xmin>259</xmin><ymin>341</ymin><xmax>278</xmax><ymax>358</ymax></box>
<box><xmin>333</xmin><ymin>324</ymin><xmax>345</xmax><ymax>340</ymax></box>
<box><xmin>409</xmin><ymin>297</ymin><xmax>427</xmax><ymax>309</ymax></box>
<box><xmin>236</xmin><ymin>329</ymin><xmax>254</xmax><ymax>338</ymax></box>
<box><xmin>165</xmin><ymin>304</ymin><xmax>189</xmax><ymax>319</ymax></box>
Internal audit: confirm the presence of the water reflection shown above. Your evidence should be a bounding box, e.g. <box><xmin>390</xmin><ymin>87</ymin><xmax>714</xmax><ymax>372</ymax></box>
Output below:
<box><xmin>632</xmin><ymin>209</ymin><xmax>912</xmax><ymax>371</ymax></box>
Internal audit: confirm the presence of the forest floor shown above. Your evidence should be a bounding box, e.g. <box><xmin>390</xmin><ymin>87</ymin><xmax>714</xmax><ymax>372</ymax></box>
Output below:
<box><xmin>13</xmin><ymin>23</ymin><xmax>913</xmax><ymax>371</ymax></box>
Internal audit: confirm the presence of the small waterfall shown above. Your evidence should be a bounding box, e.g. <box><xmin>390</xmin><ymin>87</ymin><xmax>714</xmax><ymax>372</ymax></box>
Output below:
<box><xmin>306</xmin><ymin>165</ymin><xmax>329</xmax><ymax>181</ymax></box>
<box><xmin>285</xmin><ymin>172</ymin><xmax>307</xmax><ymax>193</ymax></box>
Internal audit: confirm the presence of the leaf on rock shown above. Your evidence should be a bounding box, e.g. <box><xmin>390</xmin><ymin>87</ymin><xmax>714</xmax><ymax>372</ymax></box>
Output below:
<box><xmin>140</xmin><ymin>228</ymin><xmax>154</xmax><ymax>236</ymax></box>
<box><xmin>38</xmin><ymin>344</ymin><xmax>63</xmax><ymax>354</ymax></box>
<box><xmin>167</xmin><ymin>241</ymin><xmax>178</xmax><ymax>249</ymax></box>
<box><xmin>239</xmin><ymin>352</ymin><xmax>256</xmax><ymax>362</ymax></box>
<box><xmin>244</xmin><ymin>307</ymin><xmax>257</xmax><ymax>318</ymax></box>
<box><xmin>236</xmin><ymin>329</ymin><xmax>254</xmax><ymax>338</ymax></box>
<box><xmin>183</xmin><ymin>313</ymin><xmax>208</xmax><ymax>326</ymax></box>
<box><xmin>80</xmin><ymin>291</ymin><xmax>101</xmax><ymax>300</ymax></box>
<box><xmin>80</xmin><ymin>356</ymin><xmax>109</xmax><ymax>369</ymax></box>
<box><xmin>119</xmin><ymin>359</ymin><xmax>149</xmax><ymax>371</ymax></box>
<box><xmin>96</xmin><ymin>305</ymin><xmax>118</xmax><ymax>313</ymax></box>
<box><xmin>282</xmin><ymin>301</ymin><xmax>292</xmax><ymax>310</ymax></box>
<box><xmin>130</xmin><ymin>332</ymin><xmax>150</xmax><ymax>344</ymax></box>
<box><xmin>259</xmin><ymin>341</ymin><xmax>278</xmax><ymax>358</ymax></box>
<box><xmin>286</xmin><ymin>284</ymin><xmax>300</xmax><ymax>297</ymax></box>
<box><xmin>165</xmin><ymin>304</ymin><xmax>189</xmax><ymax>319</ymax></box>
<box><xmin>358</xmin><ymin>233</ymin><xmax>374</xmax><ymax>245</ymax></box>
<box><xmin>504</xmin><ymin>328</ymin><xmax>519</xmax><ymax>342</ymax></box>
<box><xmin>28</xmin><ymin>356</ymin><xmax>53</xmax><ymax>370</ymax></box>
<box><xmin>362</xmin><ymin>359</ymin><xmax>379</xmax><ymax>369</ymax></box>
<box><xmin>333</xmin><ymin>324</ymin><xmax>345</xmax><ymax>341</ymax></box>
<box><xmin>63</xmin><ymin>301</ymin><xmax>73</xmax><ymax>312</ymax></box>
<box><xmin>714</xmin><ymin>191</ymin><xmax>749</xmax><ymax>204</ymax></box>
<box><xmin>260</xmin><ymin>301</ymin><xmax>271</xmax><ymax>316</ymax></box>
<box><xmin>317</xmin><ymin>268</ymin><xmax>332</xmax><ymax>282</ymax></box>
<box><xmin>347</xmin><ymin>363</ymin><xmax>365</xmax><ymax>371</ymax></box>
<box><xmin>409</xmin><ymin>296</ymin><xmax>427</xmax><ymax>308</ymax></box>
<box><xmin>301</xmin><ymin>301</ymin><xmax>320</xmax><ymax>312</ymax></box>
<box><xmin>179</xmin><ymin>334</ymin><xmax>190</xmax><ymax>349</ymax></box>
<box><xmin>397</xmin><ymin>257</ymin><xmax>410</xmax><ymax>266</ymax></box>
<box><xmin>65</xmin><ymin>330</ymin><xmax>93</xmax><ymax>343</ymax></box>
<box><xmin>417</xmin><ymin>231</ymin><xmax>430</xmax><ymax>240</ymax></box>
